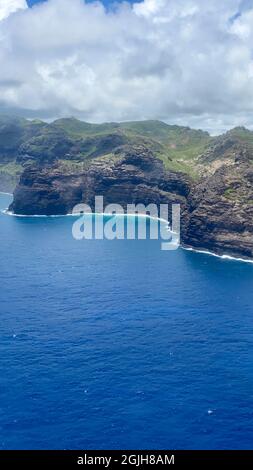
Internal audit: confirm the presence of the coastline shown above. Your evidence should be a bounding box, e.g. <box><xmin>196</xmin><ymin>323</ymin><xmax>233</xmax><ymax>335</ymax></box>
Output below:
<box><xmin>2</xmin><ymin>208</ymin><xmax>76</xmax><ymax>218</ymax></box>
<box><xmin>182</xmin><ymin>245</ymin><xmax>253</xmax><ymax>265</ymax></box>
<box><xmin>1</xmin><ymin>193</ymin><xmax>252</xmax><ymax>264</ymax></box>
<box><xmin>1</xmin><ymin>211</ymin><xmax>252</xmax><ymax>265</ymax></box>
<box><xmin>1</xmin><ymin>208</ymin><xmax>170</xmax><ymax>225</ymax></box>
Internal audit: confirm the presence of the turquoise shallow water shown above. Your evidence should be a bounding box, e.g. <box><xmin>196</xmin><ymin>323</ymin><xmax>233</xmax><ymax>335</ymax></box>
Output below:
<box><xmin>0</xmin><ymin>192</ymin><xmax>253</xmax><ymax>450</ymax></box>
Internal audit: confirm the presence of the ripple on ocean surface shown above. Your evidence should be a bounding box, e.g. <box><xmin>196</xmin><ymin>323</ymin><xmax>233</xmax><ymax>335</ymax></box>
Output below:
<box><xmin>1</xmin><ymin>192</ymin><xmax>253</xmax><ymax>450</ymax></box>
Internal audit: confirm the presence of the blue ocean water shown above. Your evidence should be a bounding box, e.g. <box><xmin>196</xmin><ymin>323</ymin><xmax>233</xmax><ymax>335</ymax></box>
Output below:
<box><xmin>0</xmin><ymin>192</ymin><xmax>253</xmax><ymax>450</ymax></box>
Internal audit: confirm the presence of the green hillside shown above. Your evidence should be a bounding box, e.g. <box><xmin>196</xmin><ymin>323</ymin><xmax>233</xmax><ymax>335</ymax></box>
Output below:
<box><xmin>226</xmin><ymin>127</ymin><xmax>253</xmax><ymax>148</ymax></box>
<box><xmin>0</xmin><ymin>115</ymin><xmax>225</xmax><ymax>191</ymax></box>
<box><xmin>53</xmin><ymin>117</ymin><xmax>121</xmax><ymax>137</ymax></box>
<box><xmin>52</xmin><ymin>118</ymin><xmax>211</xmax><ymax>174</ymax></box>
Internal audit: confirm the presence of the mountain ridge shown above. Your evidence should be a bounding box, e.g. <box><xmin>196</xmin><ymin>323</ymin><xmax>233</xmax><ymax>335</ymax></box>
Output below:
<box><xmin>0</xmin><ymin>115</ymin><xmax>212</xmax><ymax>192</ymax></box>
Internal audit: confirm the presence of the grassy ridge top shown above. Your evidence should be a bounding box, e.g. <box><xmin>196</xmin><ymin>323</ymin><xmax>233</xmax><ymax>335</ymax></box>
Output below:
<box><xmin>52</xmin><ymin>117</ymin><xmax>209</xmax><ymax>144</ymax></box>
<box><xmin>52</xmin><ymin>118</ymin><xmax>211</xmax><ymax>175</ymax></box>
<box><xmin>1</xmin><ymin>116</ymin><xmax>253</xmax><ymax>185</ymax></box>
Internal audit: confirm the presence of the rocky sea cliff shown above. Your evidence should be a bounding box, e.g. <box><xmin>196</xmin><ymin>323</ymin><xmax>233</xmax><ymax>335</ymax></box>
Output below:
<box><xmin>1</xmin><ymin>117</ymin><xmax>253</xmax><ymax>259</ymax></box>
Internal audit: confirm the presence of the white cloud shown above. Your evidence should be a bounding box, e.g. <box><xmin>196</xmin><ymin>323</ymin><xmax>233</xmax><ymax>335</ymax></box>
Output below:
<box><xmin>0</xmin><ymin>0</ymin><xmax>27</xmax><ymax>21</ymax></box>
<box><xmin>0</xmin><ymin>0</ymin><xmax>253</xmax><ymax>133</ymax></box>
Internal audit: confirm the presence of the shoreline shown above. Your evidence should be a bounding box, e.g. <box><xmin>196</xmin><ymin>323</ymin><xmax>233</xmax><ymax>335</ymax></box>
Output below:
<box><xmin>2</xmin><ymin>214</ymin><xmax>253</xmax><ymax>265</ymax></box>
<box><xmin>182</xmin><ymin>246</ymin><xmax>253</xmax><ymax>265</ymax></box>
<box><xmin>1</xmin><ymin>194</ymin><xmax>252</xmax><ymax>265</ymax></box>
<box><xmin>1</xmin><ymin>208</ymin><xmax>170</xmax><ymax>225</ymax></box>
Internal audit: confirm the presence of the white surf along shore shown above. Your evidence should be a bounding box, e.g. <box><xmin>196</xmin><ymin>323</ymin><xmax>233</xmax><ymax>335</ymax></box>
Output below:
<box><xmin>1</xmin><ymin>192</ymin><xmax>252</xmax><ymax>264</ymax></box>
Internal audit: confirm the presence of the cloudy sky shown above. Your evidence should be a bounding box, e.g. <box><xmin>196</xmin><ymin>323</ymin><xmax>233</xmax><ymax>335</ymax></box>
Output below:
<box><xmin>0</xmin><ymin>0</ymin><xmax>253</xmax><ymax>133</ymax></box>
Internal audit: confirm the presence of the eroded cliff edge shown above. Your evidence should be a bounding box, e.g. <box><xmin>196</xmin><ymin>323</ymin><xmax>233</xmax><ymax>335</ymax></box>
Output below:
<box><xmin>9</xmin><ymin>141</ymin><xmax>253</xmax><ymax>260</ymax></box>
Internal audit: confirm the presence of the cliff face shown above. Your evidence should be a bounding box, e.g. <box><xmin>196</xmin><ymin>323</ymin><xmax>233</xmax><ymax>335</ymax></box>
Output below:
<box><xmin>0</xmin><ymin>117</ymin><xmax>210</xmax><ymax>192</ymax></box>
<box><xmin>9</xmin><ymin>142</ymin><xmax>253</xmax><ymax>259</ymax></box>
<box><xmin>5</xmin><ymin>118</ymin><xmax>253</xmax><ymax>259</ymax></box>
<box><xmin>10</xmin><ymin>146</ymin><xmax>191</xmax><ymax>217</ymax></box>
<box><xmin>186</xmin><ymin>161</ymin><xmax>253</xmax><ymax>258</ymax></box>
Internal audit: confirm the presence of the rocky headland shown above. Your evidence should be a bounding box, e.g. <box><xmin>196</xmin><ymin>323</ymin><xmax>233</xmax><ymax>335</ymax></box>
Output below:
<box><xmin>1</xmin><ymin>117</ymin><xmax>253</xmax><ymax>259</ymax></box>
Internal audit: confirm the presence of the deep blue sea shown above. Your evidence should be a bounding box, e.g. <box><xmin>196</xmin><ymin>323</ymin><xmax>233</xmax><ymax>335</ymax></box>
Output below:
<box><xmin>0</xmin><ymin>192</ymin><xmax>253</xmax><ymax>450</ymax></box>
